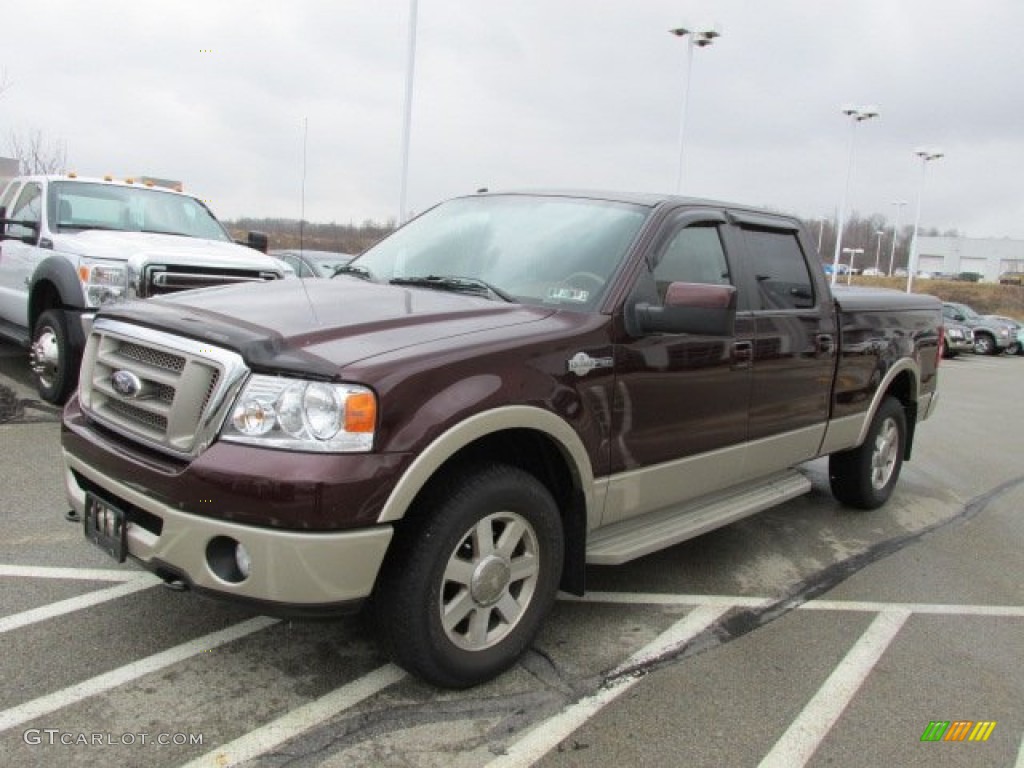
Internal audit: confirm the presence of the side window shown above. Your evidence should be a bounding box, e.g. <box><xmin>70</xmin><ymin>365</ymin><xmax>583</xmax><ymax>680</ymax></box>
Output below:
<box><xmin>8</xmin><ymin>183</ymin><xmax>43</xmax><ymax>239</ymax></box>
<box><xmin>652</xmin><ymin>224</ymin><xmax>731</xmax><ymax>302</ymax></box>
<box><xmin>743</xmin><ymin>228</ymin><xmax>815</xmax><ymax>310</ymax></box>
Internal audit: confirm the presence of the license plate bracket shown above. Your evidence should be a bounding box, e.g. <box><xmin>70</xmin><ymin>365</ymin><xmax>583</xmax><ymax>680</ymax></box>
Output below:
<box><xmin>83</xmin><ymin>493</ymin><xmax>128</xmax><ymax>563</ymax></box>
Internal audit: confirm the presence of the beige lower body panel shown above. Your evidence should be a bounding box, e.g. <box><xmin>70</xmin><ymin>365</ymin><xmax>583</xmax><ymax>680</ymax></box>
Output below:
<box><xmin>64</xmin><ymin>452</ymin><xmax>392</xmax><ymax>606</ymax></box>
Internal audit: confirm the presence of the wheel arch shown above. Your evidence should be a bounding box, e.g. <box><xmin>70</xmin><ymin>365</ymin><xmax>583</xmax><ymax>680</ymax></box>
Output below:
<box><xmin>377</xmin><ymin>406</ymin><xmax>594</xmax><ymax>595</ymax></box>
<box><xmin>858</xmin><ymin>361</ymin><xmax>919</xmax><ymax>460</ymax></box>
<box><xmin>29</xmin><ymin>256</ymin><xmax>84</xmax><ymax>327</ymax></box>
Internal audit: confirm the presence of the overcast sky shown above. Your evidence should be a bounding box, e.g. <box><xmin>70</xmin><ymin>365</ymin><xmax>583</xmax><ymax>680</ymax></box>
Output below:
<box><xmin>4</xmin><ymin>1</ymin><xmax>1024</xmax><ymax>240</ymax></box>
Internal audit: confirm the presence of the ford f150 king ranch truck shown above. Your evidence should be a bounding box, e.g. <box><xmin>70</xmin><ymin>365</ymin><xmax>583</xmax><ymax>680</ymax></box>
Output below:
<box><xmin>0</xmin><ymin>174</ymin><xmax>284</xmax><ymax>404</ymax></box>
<box><xmin>61</xmin><ymin>190</ymin><xmax>942</xmax><ymax>687</ymax></box>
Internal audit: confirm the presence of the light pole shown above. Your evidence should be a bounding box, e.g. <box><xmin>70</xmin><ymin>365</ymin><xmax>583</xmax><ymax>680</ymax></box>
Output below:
<box><xmin>398</xmin><ymin>0</ymin><xmax>419</xmax><ymax>225</ymax></box>
<box><xmin>906</xmin><ymin>148</ymin><xmax>944</xmax><ymax>293</ymax></box>
<box><xmin>872</xmin><ymin>229</ymin><xmax>884</xmax><ymax>273</ymax></box>
<box><xmin>842</xmin><ymin>247</ymin><xmax>864</xmax><ymax>285</ymax></box>
<box><xmin>830</xmin><ymin>105</ymin><xmax>880</xmax><ymax>285</ymax></box>
<box><xmin>887</xmin><ymin>200</ymin><xmax>907</xmax><ymax>276</ymax></box>
<box><xmin>669</xmin><ymin>23</ymin><xmax>721</xmax><ymax>194</ymax></box>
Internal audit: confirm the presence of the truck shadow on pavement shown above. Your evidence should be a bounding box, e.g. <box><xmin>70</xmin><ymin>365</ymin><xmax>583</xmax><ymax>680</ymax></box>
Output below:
<box><xmin>0</xmin><ymin>384</ymin><xmax>61</xmax><ymax>424</ymax></box>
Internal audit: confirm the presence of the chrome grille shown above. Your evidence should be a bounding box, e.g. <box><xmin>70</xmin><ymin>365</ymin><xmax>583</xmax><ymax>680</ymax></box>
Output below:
<box><xmin>79</xmin><ymin>318</ymin><xmax>249</xmax><ymax>458</ymax></box>
<box><xmin>117</xmin><ymin>342</ymin><xmax>186</xmax><ymax>373</ymax></box>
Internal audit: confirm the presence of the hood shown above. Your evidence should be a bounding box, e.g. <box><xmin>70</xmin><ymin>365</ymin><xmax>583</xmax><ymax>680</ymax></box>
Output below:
<box><xmin>98</xmin><ymin>277</ymin><xmax>559</xmax><ymax>377</ymax></box>
<box><xmin>51</xmin><ymin>230</ymin><xmax>282</xmax><ymax>271</ymax></box>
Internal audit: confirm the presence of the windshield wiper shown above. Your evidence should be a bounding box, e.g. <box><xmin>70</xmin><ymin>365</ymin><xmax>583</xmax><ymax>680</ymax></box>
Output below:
<box><xmin>389</xmin><ymin>275</ymin><xmax>516</xmax><ymax>303</ymax></box>
<box><xmin>334</xmin><ymin>263</ymin><xmax>374</xmax><ymax>281</ymax></box>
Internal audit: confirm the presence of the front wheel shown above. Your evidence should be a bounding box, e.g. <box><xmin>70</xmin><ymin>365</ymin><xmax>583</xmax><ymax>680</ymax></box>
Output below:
<box><xmin>30</xmin><ymin>309</ymin><xmax>79</xmax><ymax>405</ymax></box>
<box><xmin>373</xmin><ymin>464</ymin><xmax>564</xmax><ymax>688</ymax></box>
<box><xmin>829</xmin><ymin>396</ymin><xmax>907</xmax><ymax>510</ymax></box>
<box><xmin>1006</xmin><ymin>341</ymin><xmax>1022</xmax><ymax>356</ymax></box>
<box><xmin>973</xmin><ymin>333</ymin><xmax>998</xmax><ymax>356</ymax></box>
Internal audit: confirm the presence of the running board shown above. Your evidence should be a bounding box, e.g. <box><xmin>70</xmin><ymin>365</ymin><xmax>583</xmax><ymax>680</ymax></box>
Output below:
<box><xmin>586</xmin><ymin>470</ymin><xmax>812</xmax><ymax>565</ymax></box>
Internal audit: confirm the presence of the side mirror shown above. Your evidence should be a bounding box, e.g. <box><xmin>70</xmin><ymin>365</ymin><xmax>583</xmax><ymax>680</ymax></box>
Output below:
<box><xmin>0</xmin><ymin>210</ymin><xmax>40</xmax><ymax>243</ymax></box>
<box><xmin>634</xmin><ymin>282</ymin><xmax>737</xmax><ymax>336</ymax></box>
<box><xmin>246</xmin><ymin>231</ymin><xmax>268</xmax><ymax>253</ymax></box>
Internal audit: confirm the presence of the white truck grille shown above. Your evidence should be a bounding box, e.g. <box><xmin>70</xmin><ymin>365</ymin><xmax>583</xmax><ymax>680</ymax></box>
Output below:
<box><xmin>78</xmin><ymin>318</ymin><xmax>248</xmax><ymax>458</ymax></box>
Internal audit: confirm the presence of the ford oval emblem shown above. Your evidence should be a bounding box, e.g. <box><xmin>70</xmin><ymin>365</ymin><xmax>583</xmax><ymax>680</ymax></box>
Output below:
<box><xmin>111</xmin><ymin>370</ymin><xmax>143</xmax><ymax>398</ymax></box>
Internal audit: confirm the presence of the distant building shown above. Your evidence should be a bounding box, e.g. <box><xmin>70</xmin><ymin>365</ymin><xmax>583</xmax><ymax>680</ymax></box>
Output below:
<box><xmin>917</xmin><ymin>235</ymin><xmax>1024</xmax><ymax>282</ymax></box>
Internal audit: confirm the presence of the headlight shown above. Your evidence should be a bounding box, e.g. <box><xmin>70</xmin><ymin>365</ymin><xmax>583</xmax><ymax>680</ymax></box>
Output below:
<box><xmin>220</xmin><ymin>375</ymin><xmax>376</xmax><ymax>452</ymax></box>
<box><xmin>78</xmin><ymin>258</ymin><xmax>128</xmax><ymax>307</ymax></box>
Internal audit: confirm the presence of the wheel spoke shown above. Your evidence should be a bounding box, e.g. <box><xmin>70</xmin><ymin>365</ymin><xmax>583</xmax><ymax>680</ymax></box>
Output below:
<box><xmin>444</xmin><ymin>557</ymin><xmax>476</xmax><ymax>588</ymax></box>
<box><xmin>495</xmin><ymin>518</ymin><xmax>527</xmax><ymax>558</ymax></box>
<box><xmin>471</xmin><ymin>519</ymin><xmax>496</xmax><ymax>558</ymax></box>
<box><xmin>508</xmin><ymin>553</ymin><xmax>537</xmax><ymax>583</ymax></box>
<box><xmin>467</xmin><ymin>605</ymin><xmax>491</xmax><ymax>646</ymax></box>
<box><xmin>494</xmin><ymin>592</ymin><xmax>522</xmax><ymax>624</ymax></box>
<box><xmin>442</xmin><ymin>587</ymin><xmax>475</xmax><ymax>632</ymax></box>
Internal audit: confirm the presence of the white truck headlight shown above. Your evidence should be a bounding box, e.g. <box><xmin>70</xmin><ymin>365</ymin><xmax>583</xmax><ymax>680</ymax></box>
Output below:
<box><xmin>79</xmin><ymin>258</ymin><xmax>128</xmax><ymax>307</ymax></box>
<box><xmin>222</xmin><ymin>375</ymin><xmax>376</xmax><ymax>452</ymax></box>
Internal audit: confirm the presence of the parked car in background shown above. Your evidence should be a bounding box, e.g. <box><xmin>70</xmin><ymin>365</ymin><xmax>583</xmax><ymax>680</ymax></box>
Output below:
<box><xmin>942</xmin><ymin>302</ymin><xmax>1020</xmax><ymax>355</ymax></box>
<box><xmin>988</xmin><ymin>316</ymin><xmax>1023</xmax><ymax>355</ymax></box>
<box><xmin>861</xmin><ymin>267</ymin><xmax>885</xmax><ymax>277</ymax></box>
<box><xmin>942</xmin><ymin>322</ymin><xmax>974</xmax><ymax>358</ymax></box>
<box><xmin>270</xmin><ymin>249</ymin><xmax>354</xmax><ymax>278</ymax></box>
<box><xmin>0</xmin><ymin>173</ymin><xmax>285</xmax><ymax>403</ymax></box>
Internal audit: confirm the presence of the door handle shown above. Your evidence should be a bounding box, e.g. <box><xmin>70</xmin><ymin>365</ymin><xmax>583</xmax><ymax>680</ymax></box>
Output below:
<box><xmin>816</xmin><ymin>334</ymin><xmax>835</xmax><ymax>355</ymax></box>
<box><xmin>732</xmin><ymin>340</ymin><xmax>753</xmax><ymax>369</ymax></box>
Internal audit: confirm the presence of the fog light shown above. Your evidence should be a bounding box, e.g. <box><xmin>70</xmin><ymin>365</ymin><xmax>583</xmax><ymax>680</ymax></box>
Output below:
<box><xmin>235</xmin><ymin>543</ymin><xmax>252</xmax><ymax>580</ymax></box>
<box><xmin>206</xmin><ymin>536</ymin><xmax>251</xmax><ymax>583</ymax></box>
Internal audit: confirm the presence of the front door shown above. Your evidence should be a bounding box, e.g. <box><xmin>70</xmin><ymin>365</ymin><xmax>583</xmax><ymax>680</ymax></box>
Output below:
<box><xmin>603</xmin><ymin>209</ymin><xmax>753</xmax><ymax>525</ymax></box>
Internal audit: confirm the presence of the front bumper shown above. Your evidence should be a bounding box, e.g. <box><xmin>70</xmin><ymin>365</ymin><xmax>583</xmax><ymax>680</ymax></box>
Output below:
<box><xmin>64</xmin><ymin>451</ymin><xmax>394</xmax><ymax>611</ymax></box>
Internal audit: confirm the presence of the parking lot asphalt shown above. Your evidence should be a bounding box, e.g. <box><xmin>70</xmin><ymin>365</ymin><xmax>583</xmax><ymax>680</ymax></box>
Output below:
<box><xmin>0</xmin><ymin>340</ymin><xmax>1021</xmax><ymax>768</ymax></box>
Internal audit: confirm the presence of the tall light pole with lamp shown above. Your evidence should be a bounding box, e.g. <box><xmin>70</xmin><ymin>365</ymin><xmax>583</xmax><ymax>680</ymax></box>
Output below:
<box><xmin>669</xmin><ymin>23</ymin><xmax>721</xmax><ymax>194</ymax></box>
<box><xmin>830</xmin><ymin>105</ymin><xmax>879</xmax><ymax>285</ymax></box>
<box><xmin>398</xmin><ymin>0</ymin><xmax>420</xmax><ymax>225</ymax></box>
<box><xmin>887</xmin><ymin>199</ymin><xmax>908</xmax><ymax>275</ymax></box>
<box><xmin>842</xmin><ymin>247</ymin><xmax>864</xmax><ymax>285</ymax></box>
<box><xmin>906</xmin><ymin>148</ymin><xmax>944</xmax><ymax>293</ymax></box>
<box><xmin>872</xmin><ymin>229</ymin><xmax>884</xmax><ymax>273</ymax></box>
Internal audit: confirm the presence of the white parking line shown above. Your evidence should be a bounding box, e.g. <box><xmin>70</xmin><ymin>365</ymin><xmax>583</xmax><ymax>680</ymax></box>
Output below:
<box><xmin>0</xmin><ymin>616</ymin><xmax>278</xmax><ymax>733</ymax></box>
<box><xmin>484</xmin><ymin>604</ymin><xmax>732</xmax><ymax>768</ymax></box>
<box><xmin>178</xmin><ymin>663</ymin><xmax>407</xmax><ymax>768</ymax></box>
<box><xmin>757</xmin><ymin>609</ymin><xmax>911</xmax><ymax>768</ymax></box>
<box><xmin>568</xmin><ymin>590</ymin><xmax>1024</xmax><ymax>617</ymax></box>
<box><xmin>0</xmin><ymin>575</ymin><xmax>159</xmax><ymax>634</ymax></box>
<box><xmin>0</xmin><ymin>564</ymin><xmax>143</xmax><ymax>581</ymax></box>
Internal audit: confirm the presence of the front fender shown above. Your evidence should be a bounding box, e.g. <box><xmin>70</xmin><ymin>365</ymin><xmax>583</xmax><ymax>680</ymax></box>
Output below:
<box><xmin>377</xmin><ymin>404</ymin><xmax>595</xmax><ymax>524</ymax></box>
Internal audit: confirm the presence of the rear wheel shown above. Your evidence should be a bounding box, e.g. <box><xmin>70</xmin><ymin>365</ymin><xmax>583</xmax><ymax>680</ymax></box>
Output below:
<box><xmin>30</xmin><ymin>309</ymin><xmax>79</xmax><ymax>405</ymax></box>
<box><xmin>1006</xmin><ymin>341</ymin><xmax>1021</xmax><ymax>356</ymax></box>
<box><xmin>373</xmin><ymin>463</ymin><xmax>564</xmax><ymax>688</ymax></box>
<box><xmin>829</xmin><ymin>396</ymin><xmax>906</xmax><ymax>510</ymax></box>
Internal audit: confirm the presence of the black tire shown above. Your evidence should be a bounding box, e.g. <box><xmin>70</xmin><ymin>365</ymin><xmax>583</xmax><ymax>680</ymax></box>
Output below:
<box><xmin>1006</xmin><ymin>341</ymin><xmax>1022</xmax><ymax>356</ymax></box>
<box><xmin>30</xmin><ymin>309</ymin><xmax>79</xmax><ymax>405</ymax></box>
<box><xmin>373</xmin><ymin>463</ymin><xmax>564</xmax><ymax>688</ymax></box>
<box><xmin>829</xmin><ymin>396</ymin><xmax>907</xmax><ymax>510</ymax></box>
<box><xmin>973</xmin><ymin>333</ymin><xmax>998</xmax><ymax>356</ymax></box>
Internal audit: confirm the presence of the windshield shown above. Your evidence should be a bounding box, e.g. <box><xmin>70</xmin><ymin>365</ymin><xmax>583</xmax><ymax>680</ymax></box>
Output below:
<box><xmin>47</xmin><ymin>181</ymin><xmax>231</xmax><ymax>241</ymax></box>
<box><xmin>347</xmin><ymin>195</ymin><xmax>649</xmax><ymax>309</ymax></box>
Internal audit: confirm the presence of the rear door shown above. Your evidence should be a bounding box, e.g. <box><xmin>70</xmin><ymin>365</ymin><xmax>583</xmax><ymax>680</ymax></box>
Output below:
<box><xmin>725</xmin><ymin>213</ymin><xmax>836</xmax><ymax>475</ymax></box>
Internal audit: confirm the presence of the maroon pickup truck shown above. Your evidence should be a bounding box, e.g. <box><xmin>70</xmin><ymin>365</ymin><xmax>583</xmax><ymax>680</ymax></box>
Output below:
<box><xmin>61</xmin><ymin>190</ymin><xmax>941</xmax><ymax>687</ymax></box>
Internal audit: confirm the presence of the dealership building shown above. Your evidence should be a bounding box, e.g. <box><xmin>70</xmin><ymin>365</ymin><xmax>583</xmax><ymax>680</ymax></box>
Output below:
<box><xmin>916</xmin><ymin>235</ymin><xmax>1024</xmax><ymax>282</ymax></box>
